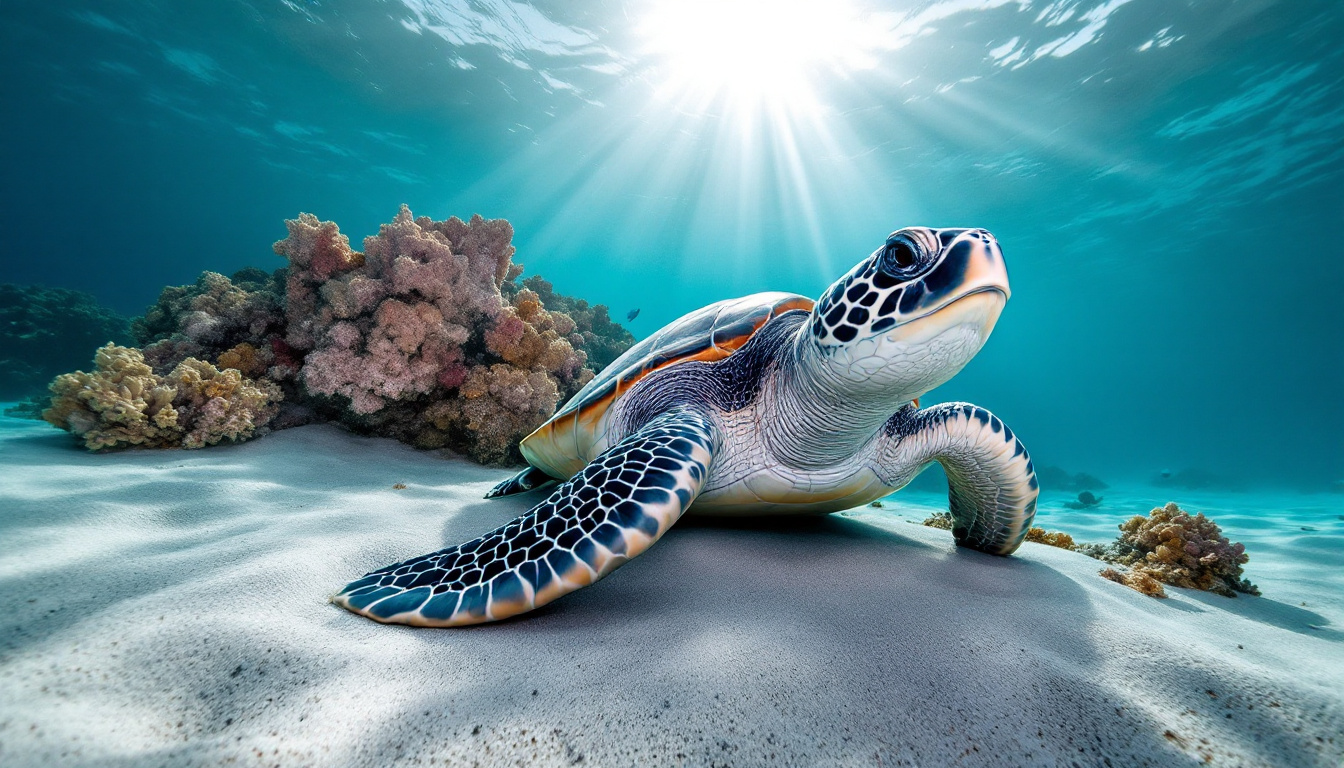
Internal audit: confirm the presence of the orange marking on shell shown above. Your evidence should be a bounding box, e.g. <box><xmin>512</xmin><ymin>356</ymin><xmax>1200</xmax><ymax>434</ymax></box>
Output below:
<box><xmin>524</xmin><ymin>292</ymin><xmax>817</xmax><ymax>478</ymax></box>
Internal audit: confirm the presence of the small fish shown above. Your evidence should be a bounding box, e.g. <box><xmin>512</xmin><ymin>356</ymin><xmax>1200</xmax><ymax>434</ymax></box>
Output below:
<box><xmin>626</xmin><ymin>308</ymin><xmax>640</xmax><ymax>322</ymax></box>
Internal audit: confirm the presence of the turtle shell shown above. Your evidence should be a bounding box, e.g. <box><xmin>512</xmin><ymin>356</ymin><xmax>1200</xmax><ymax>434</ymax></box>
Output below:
<box><xmin>520</xmin><ymin>291</ymin><xmax>814</xmax><ymax>479</ymax></box>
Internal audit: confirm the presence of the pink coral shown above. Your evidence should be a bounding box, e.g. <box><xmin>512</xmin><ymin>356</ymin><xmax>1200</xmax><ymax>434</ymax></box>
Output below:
<box><xmin>270</xmin><ymin>205</ymin><xmax>603</xmax><ymax>463</ymax></box>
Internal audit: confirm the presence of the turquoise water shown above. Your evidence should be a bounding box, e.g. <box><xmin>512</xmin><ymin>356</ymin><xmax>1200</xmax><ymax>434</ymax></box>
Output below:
<box><xmin>2</xmin><ymin>0</ymin><xmax>1341</xmax><ymax>489</ymax></box>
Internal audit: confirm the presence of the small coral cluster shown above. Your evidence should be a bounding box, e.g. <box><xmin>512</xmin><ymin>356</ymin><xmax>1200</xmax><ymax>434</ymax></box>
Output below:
<box><xmin>43</xmin><ymin>344</ymin><xmax>281</xmax><ymax>450</ymax></box>
<box><xmin>503</xmin><ymin>275</ymin><xmax>634</xmax><ymax>372</ymax></box>
<box><xmin>1</xmin><ymin>283</ymin><xmax>132</xmax><ymax>400</ymax></box>
<box><xmin>920</xmin><ymin>501</ymin><xmax>1257</xmax><ymax>598</ymax></box>
<box><xmin>1023</xmin><ymin>527</ymin><xmax>1076</xmax><ymax>549</ymax></box>
<box><xmin>39</xmin><ymin>206</ymin><xmax>633</xmax><ymax>464</ymax></box>
<box><xmin>1088</xmin><ymin>502</ymin><xmax>1259</xmax><ymax>597</ymax></box>
<box><xmin>921</xmin><ymin>512</ymin><xmax>1076</xmax><ymax>550</ymax></box>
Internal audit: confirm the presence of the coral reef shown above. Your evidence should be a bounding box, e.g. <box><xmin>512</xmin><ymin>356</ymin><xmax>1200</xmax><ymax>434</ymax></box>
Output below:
<box><xmin>1036</xmin><ymin>464</ymin><xmax>1108</xmax><ymax>492</ymax></box>
<box><xmin>133</xmin><ymin>268</ymin><xmax>290</xmax><ymax>381</ymax></box>
<box><xmin>34</xmin><ymin>207</ymin><xmax>633</xmax><ymax>465</ymax></box>
<box><xmin>0</xmin><ymin>283</ymin><xmax>132</xmax><ymax>400</ymax></box>
<box><xmin>271</xmin><ymin>205</ymin><xmax>627</xmax><ymax>464</ymax></box>
<box><xmin>1099</xmin><ymin>567</ymin><xmax>1168</xmax><ymax>598</ymax></box>
<box><xmin>43</xmin><ymin>344</ymin><xmax>281</xmax><ymax>451</ymax></box>
<box><xmin>1085</xmin><ymin>502</ymin><xmax>1259</xmax><ymax>597</ymax></box>
<box><xmin>1063</xmin><ymin>490</ymin><xmax>1103</xmax><ymax>510</ymax></box>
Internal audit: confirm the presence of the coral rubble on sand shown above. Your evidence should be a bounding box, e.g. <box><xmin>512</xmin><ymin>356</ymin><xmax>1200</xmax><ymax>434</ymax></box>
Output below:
<box><xmin>921</xmin><ymin>511</ymin><xmax>954</xmax><ymax>530</ymax></box>
<box><xmin>1082</xmin><ymin>502</ymin><xmax>1259</xmax><ymax>597</ymax></box>
<box><xmin>37</xmin><ymin>206</ymin><xmax>633</xmax><ymax>464</ymax></box>
<box><xmin>43</xmin><ymin>344</ymin><xmax>281</xmax><ymax>450</ymax></box>
<box><xmin>922</xmin><ymin>512</ymin><xmax>1076</xmax><ymax>550</ymax></box>
<box><xmin>920</xmin><ymin>501</ymin><xmax>1257</xmax><ymax>598</ymax></box>
<box><xmin>1099</xmin><ymin>567</ymin><xmax>1168</xmax><ymax>598</ymax></box>
<box><xmin>0</xmin><ymin>283</ymin><xmax>132</xmax><ymax>400</ymax></box>
<box><xmin>1024</xmin><ymin>527</ymin><xmax>1076</xmax><ymax>549</ymax></box>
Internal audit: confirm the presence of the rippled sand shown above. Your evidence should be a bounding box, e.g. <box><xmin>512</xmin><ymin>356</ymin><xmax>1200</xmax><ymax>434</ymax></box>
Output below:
<box><xmin>2</xmin><ymin>414</ymin><xmax>1341</xmax><ymax>767</ymax></box>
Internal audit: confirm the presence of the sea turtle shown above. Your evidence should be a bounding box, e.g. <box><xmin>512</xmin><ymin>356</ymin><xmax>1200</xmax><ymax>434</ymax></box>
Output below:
<box><xmin>334</xmin><ymin>227</ymin><xmax>1038</xmax><ymax>626</ymax></box>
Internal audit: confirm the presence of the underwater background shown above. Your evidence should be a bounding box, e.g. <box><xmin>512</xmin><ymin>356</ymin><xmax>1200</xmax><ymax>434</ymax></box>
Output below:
<box><xmin>2</xmin><ymin>0</ymin><xmax>1341</xmax><ymax>489</ymax></box>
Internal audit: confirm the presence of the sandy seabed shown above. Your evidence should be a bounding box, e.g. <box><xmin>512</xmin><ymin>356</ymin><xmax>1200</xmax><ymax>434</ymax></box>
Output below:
<box><xmin>0</xmin><ymin>413</ymin><xmax>1340</xmax><ymax>767</ymax></box>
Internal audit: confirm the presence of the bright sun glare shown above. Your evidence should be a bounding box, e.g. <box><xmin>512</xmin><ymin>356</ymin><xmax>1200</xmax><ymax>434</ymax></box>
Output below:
<box><xmin>640</xmin><ymin>0</ymin><xmax>875</xmax><ymax>109</ymax></box>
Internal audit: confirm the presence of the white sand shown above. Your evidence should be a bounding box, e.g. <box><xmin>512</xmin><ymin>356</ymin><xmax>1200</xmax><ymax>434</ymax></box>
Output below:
<box><xmin>1</xmin><ymin>413</ymin><xmax>1341</xmax><ymax>767</ymax></box>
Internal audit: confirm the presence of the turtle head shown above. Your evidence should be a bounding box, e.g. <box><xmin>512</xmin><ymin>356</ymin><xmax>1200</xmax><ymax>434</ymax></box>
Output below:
<box><xmin>804</xmin><ymin>227</ymin><xmax>1010</xmax><ymax>401</ymax></box>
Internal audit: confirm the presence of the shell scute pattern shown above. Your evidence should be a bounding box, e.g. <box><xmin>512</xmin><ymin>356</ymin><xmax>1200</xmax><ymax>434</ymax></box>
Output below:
<box><xmin>335</xmin><ymin>409</ymin><xmax>718</xmax><ymax>626</ymax></box>
<box><xmin>555</xmin><ymin>293</ymin><xmax>814</xmax><ymax>422</ymax></box>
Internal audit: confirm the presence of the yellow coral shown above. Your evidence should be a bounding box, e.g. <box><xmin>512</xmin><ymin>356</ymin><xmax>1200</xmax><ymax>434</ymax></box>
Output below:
<box><xmin>43</xmin><ymin>344</ymin><xmax>279</xmax><ymax>451</ymax></box>
<box><xmin>44</xmin><ymin>344</ymin><xmax>184</xmax><ymax>450</ymax></box>
<box><xmin>216</xmin><ymin>343</ymin><xmax>264</xmax><ymax>378</ymax></box>
<box><xmin>1025</xmin><ymin>527</ymin><xmax>1076</xmax><ymax>549</ymax></box>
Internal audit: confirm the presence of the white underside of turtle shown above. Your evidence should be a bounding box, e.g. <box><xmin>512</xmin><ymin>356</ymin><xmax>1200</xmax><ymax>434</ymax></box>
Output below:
<box><xmin>333</xmin><ymin>227</ymin><xmax>1040</xmax><ymax>627</ymax></box>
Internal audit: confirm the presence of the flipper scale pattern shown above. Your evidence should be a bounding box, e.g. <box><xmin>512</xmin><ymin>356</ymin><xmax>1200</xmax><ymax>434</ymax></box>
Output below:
<box><xmin>333</xmin><ymin>409</ymin><xmax>719</xmax><ymax>627</ymax></box>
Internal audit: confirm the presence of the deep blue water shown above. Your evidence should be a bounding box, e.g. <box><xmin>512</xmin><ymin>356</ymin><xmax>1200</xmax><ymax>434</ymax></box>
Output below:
<box><xmin>2</xmin><ymin>0</ymin><xmax>1341</xmax><ymax>486</ymax></box>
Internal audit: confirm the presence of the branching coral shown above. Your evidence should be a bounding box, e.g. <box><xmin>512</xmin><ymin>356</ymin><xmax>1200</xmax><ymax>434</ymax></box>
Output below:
<box><xmin>0</xmin><ymin>284</ymin><xmax>132</xmax><ymax>400</ymax></box>
<box><xmin>43</xmin><ymin>344</ymin><xmax>280</xmax><ymax>451</ymax></box>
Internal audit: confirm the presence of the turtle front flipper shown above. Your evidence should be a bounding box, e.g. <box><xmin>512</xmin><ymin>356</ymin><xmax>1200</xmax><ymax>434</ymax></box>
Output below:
<box><xmin>334</xmin><ymin>409</ymin><xmax>720</xmax><ymax>627</ymax></box>
<box><xmin>878</xmin><ymin>403</ymin><xmax>1039</xmax><ymax>555</ymax></box>
<box><xmin>484</xmin><ymin>465</ymin><xmax>558</xmax><ymax>499</ymax></box>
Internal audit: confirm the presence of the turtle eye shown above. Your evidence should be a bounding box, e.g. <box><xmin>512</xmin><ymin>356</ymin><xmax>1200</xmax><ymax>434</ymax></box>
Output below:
<box><xmin>880</xmin><ymin>238</ymin><xmax>920</xmax><ymax>274</ymax></box>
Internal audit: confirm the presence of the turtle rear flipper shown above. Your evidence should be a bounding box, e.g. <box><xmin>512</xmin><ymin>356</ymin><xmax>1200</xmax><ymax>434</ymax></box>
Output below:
<box><xmin>334</xmin><ymin>409</ymin><xmax>720</xmax><ymax>627</ymax></box>
<box><xmin>484</xmin><ymin>465</ymin><xmax>558</xmax><ymax>499</ymax></box>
